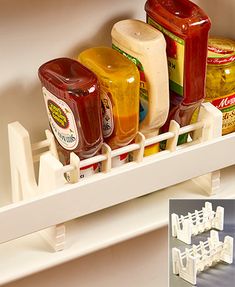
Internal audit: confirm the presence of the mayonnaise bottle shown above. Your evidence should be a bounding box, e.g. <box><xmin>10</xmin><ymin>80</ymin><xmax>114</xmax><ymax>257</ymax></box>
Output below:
<box><xmin>111</xmin><ymin>19</ymin><xmax>169</xmax><ymax>155</ymax></box>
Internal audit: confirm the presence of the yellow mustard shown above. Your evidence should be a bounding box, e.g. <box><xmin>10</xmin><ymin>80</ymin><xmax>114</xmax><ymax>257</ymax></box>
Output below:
<box><xmin>79</xmin><ymin>47</ymin><xmax>140</xmax><ymax>150</ymax></box>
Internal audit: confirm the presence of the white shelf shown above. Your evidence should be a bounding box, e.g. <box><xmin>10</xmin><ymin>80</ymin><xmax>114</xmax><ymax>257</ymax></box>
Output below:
<box><xmin>0</xmin><ymin>81</ymin><xmax>234</xmax><ymax>286</ymax></box>
<box><xmin>0</xmin><ymin>165</ymin><xmax>235</xmax><ymax>285</ymax></box>
<box><xmin>2</xmin><ymin>124</ymin><xmax>235</xmax><ymax>243</ymax></box>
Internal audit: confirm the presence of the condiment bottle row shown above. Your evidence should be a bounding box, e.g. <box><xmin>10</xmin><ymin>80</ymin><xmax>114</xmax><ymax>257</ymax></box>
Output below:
<box><xmin>38</xmin><ymin>0</ymin><xmax>235</xmax><ymax>176</ymax></box>
<box><xmin>38</xmin><ymin>19</ymin><xmax>170</xmax><ymax>171</ymax></box>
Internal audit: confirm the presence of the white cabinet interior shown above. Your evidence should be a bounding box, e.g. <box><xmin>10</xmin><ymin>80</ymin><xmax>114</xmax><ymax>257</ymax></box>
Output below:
<box><xmin>0</xmin><ymin>0</ymin><xmax>235</xmax><ymax>286</ymax></box>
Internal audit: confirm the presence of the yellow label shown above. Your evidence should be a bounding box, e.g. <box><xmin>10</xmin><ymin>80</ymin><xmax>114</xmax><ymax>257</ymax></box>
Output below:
<box><xmin>190</xmin><ymin>107</ymin><xmax>200</xmax><ymax>124</ymax></box>
<box><xmin>147</xmin><ymin>17</ymin><xmax>185</xmax><ymax>96</ymax></box>
<box><xmin>168</xmin><ymin>43</ymin><xmax>184</xmax><ymax>94</ymax></box>
<box><xmin>144</xmin><ymin>143</ymin><xmax>160</xmax><ymax>157</ymax></box>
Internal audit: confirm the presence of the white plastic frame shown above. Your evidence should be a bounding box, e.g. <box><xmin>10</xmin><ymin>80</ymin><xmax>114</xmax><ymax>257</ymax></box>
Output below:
<box><xmin>171</xmin><ymin>202</ymin><xmax>224</xmax><ymax>244</ymax></box>
<box><xmin>172</xmin><ymin>230</ymin><xmax>234</xmax><ymax>285</ymax></box>
<box><xmin>2</xmin><ymin>103</ymin><xmax>228</xmax><ymax>252</ymax></box>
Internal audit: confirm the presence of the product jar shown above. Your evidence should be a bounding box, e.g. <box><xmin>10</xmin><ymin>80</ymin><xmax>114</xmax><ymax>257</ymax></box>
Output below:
<box><xmin>206</xmin><ymin>37</ymin><xmax>235</xmax><ymax>135</ymax></box>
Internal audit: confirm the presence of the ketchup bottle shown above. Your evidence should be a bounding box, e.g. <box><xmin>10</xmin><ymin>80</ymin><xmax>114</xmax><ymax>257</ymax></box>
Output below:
<box><xmin>145</xmin><ymin>0</ymin><xmax>211</xmax><ymax>144</ymax></box>
<box><xmin>38</xmin><ymin>58</ymin><xmax>103</xmax><ymax>164</ymax></box>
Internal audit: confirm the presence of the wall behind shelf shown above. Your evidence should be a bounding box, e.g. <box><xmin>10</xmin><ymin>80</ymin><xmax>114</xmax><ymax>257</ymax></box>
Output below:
<box><xmin>0</xmin><ymin>0</ymin><xmax>145</xmax><ymax>204</ymax></box>
<box><xmin>194</xmin><ymin>0</ymin><xmax>235</xmax><ymax>39</ymax></box>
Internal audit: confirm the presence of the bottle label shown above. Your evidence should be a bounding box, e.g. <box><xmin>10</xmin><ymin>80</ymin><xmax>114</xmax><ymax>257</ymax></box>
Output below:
<box><xmin>80</xmin><ymin>163</ymin><xmax>100</xmax><ymax>179</ymax></box>
<box><xmin>207</xmin><ymin>37</ymin><xmax>235</xmax><ymax>64</ymax></box>
<box><xmin>112</xmin><ymin>44</ymin><xmax>149</xmax><ymax>123</ymax></box>
<box><xmin>144</xmin><ymin>143</ymin><xmax>160</xmax><ymax>157</ymax></box>
<box><xmin>101</xmin><ymin>90</ymin><xmax>114</xmax><ymax>138</ymax></box>
<box><xmin>65</xmin><ymin>163</ymin><xmax>99</xmax><ymax>182</ymax></box>
<box><xmin>147</xmin><ymin>17</ymin><xmax>185</xmax><ymax>96</ymax></box>
<box><xmin>112</xmin><ymin>153</ymin><xmax>128</xmax><ymax>167</ymax></box>
<box><xmin>43</xmin><ymin>87</ymin><xmax>79</xmax><ymax>150</ymax></box>
<box><xmin>211</xmin><ymin>92</ymin><xmax>235</xmax><ymax>134</ymax></box>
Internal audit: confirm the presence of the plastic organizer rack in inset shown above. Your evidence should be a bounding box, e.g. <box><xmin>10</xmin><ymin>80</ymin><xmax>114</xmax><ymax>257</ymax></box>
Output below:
<box><xmin>171</xmin><ymin>202</ymin><xmax>224</xmax><ymax>244</ymax></box>
<box><xmin>172</xmin><ymin>230</ymin><xmax>234</xmax><ymax>285</ymax></box>
<box><xmin>1</xmin><ymin>102</ymin><xmax>235</xmax><ymax>253</ymax></box>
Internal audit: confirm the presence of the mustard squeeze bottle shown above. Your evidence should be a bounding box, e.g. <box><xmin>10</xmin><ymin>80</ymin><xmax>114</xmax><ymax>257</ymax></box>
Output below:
<box><xmin>79</xmin><ymin>47</ymin><xmax>140</xmax><ymax>165</ymax></box>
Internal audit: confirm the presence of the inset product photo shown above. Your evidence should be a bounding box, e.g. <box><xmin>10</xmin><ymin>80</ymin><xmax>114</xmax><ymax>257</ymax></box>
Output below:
<box><xmin>169</xmin><ymin>199</ymin><xmax>235</xmax><ymax>287</ymax></box>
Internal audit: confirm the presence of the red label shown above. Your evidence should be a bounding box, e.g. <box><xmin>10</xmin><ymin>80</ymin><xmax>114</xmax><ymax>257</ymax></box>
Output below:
<box><xmin>80</xmin><ymin>163</ymin><xmax>99</xmax><ymax>171</ymax></box>
<box><xmin>207</xmin><ymin>37</ymin><xmax>235</xmax><ymax>65</ymax></box>
<box><xmin>119</xmin><ymin>153</ymin><xmax>128</xmax><ymax>161</ymax></box>
<box><xmin>212</xmin><ymin>93</ymin><xmax>235</xmax><ymax>110</ymax></box>
<box><xmin>139</xmin><ymin>70</ymin><xmax>146</xmax><ymax>82</ymax></box>
<box><xmin>207</xmin><ymin>55</ymin><xmax>235</xmax><ymax>65</ymax></box>
<box><xmin>208</xmin><ymin>45</ymin><xmax>234</xmax><ymax>55</ymax></box>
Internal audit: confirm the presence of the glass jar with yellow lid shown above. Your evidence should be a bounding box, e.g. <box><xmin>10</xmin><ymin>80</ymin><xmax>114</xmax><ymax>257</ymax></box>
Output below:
<box><xmin>206</xmin><ymin>37</ymin><xmax>235</xmax><ymax>135</ymax></box>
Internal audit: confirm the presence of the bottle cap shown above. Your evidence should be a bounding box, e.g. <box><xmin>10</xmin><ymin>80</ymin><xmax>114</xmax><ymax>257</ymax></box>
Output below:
<box><xmin>207</xmin><ymin>37</ymin><xmax>235</xmax><ymax>65</ymax></box>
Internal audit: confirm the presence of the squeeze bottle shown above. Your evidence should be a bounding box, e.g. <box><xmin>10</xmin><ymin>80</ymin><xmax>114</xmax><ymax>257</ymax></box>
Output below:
<box><xmin>38</xmin><ymin>58</ymin><xmax>103</xmax><ymax>165</ymax></box>
<box><xmin>111</xmin><ymin>19</ymin><xmax>169</xmax><ymax>155</ymax></box>
<box><xmin>79</xmin><ymin>47</ymin><xmax>140</xmax><ymax>165</ymax></box>
<box><xmin>145</xmin><ymin>0</ymin><xmax>211</xmax><ymax>144</ymax></box>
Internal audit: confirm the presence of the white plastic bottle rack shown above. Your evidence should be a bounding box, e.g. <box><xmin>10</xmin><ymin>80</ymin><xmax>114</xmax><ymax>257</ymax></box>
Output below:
<box><xmin>171</xmin><ymin>201</ymin><xmax>224</xmax><ymax>244</ymax></box>
<box><xmin>172</xmin><ymin>230</ymin><xmax>234</xmax><ymax>285</ymax></box>
<box><xmin>1</xmin><ymin>102</ymin><xmax>235</xmax><ymax>254</ymax></box>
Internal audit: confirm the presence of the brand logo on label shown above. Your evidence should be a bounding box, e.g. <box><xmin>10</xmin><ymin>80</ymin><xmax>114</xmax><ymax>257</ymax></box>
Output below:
<box><xmin>43</xmin><ymin>87</ymin><xmax>79</xmax><ymax>150</ymax></box>
<box><xmin>212</xmin><ymin>93</ymin><xmax>235</xmax><ymax>110</ymax></box>
<box><xmin>208</xmin><ymin>45</ymin><xmax>234</xmax><ymax>55</ymax></box>
<box><xmin>48</xmin><ymin>100</ymin><xmax>69</xmax><ymax>129</ymax></box>
<box><xmin>207</xmin><ymin>55</ymin><xmax>235</xmax><ymax>65</ymax></box>
<box><xmin>101</xmin><ymin>92</ymin><xmax>114</xmax><ymax>138</ymax></box>
<box><xmin>207</xmin><ymin>38</ymin><xmax>235</xmax><ymax>64</ymax></box>
<box><xmin>147</xmin><ymin>16</ymin><xmax>184</xmax><ymax>96</ymax></box>
<box><xmin>80</xmin><ymin>163</ymin><xmax>99</xmax><ymax>179</ymax></box>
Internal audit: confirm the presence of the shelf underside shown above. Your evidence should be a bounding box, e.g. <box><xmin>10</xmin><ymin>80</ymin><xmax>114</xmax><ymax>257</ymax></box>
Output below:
<box><xmin>0</xmin><ymin>165</ymin><xmax>235</xmax><ymax>285</ymax></box>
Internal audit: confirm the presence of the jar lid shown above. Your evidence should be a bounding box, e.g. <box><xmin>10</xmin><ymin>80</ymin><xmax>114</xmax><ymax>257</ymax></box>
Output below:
<box><xmin>207</xmin><ymin>37</ymin><xmax>235</xmax><ymax>64</ymax></box>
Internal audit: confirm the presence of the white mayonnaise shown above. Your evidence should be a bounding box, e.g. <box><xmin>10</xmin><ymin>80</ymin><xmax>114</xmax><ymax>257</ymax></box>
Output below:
<box><xmin>111</xmin><ymin>19</ymin><xmax>169</xmax><ymax>142</ymax></box>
